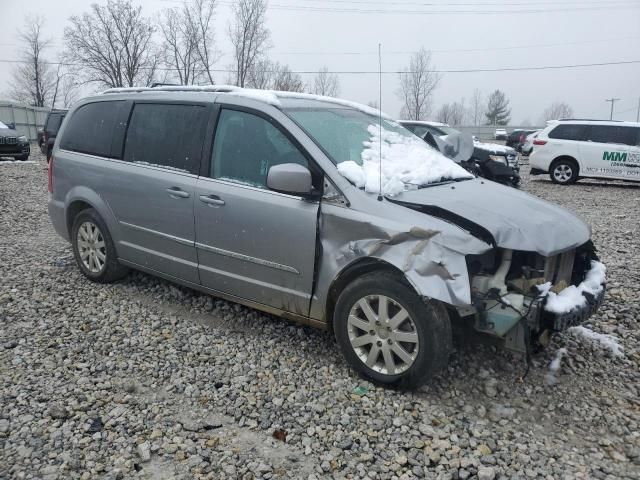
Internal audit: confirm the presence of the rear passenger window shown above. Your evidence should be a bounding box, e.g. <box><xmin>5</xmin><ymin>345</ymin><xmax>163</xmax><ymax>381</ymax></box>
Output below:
<box><xmin>587</xmin><ymin>125</ymin><xmax>638</xmax><ymax>146</ymax></box>
<box><xmin>548</xmin><ymin>124</ymin><xmax>586</xmax><ymax>141</ymax></box>
<box><xmin>124</xmin><ymin>103</ymin><xmax>207</xmax><ymax>175</ymax></box>
<box><xmin>211</xmin><ymin>109</ymin><xmax>308</xmax><ymax>189</ymax></box>
<box><xmin>60</xmin><ymin>102</ymin><xmax>124</xmax><ymax>157</ymax></box>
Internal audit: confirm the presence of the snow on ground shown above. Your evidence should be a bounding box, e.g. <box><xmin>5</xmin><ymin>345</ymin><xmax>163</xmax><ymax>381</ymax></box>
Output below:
<box><xmin>337</xmin><ymin>124</ymin><xmax>473</xmax><ymax>196</ymax></box>
<box><xmin>568</xmin><ymin>326</ymin><xmax>624</xmax><ymax>357</ymax></box>
<box><xmin>0</xmin><ymin>160</ymin><xmax>36</xmax><ymax>165</ymax></box>
<box><xmin>545</xmin><ymin>348</ymin><xmax>567</xmax><ymax>385</ymax></box>
<box><xmin>537</xmin><ymin>261</ymin><xmax>606</xmax><ymax>314</ymax></box>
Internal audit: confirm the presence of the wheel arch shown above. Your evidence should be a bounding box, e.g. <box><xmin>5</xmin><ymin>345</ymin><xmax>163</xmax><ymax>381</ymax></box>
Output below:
<box><xmin>64</xmin><ymin>187</ymin><xmax>121</xmax><ymax>243</ymax></box>
<box><xmin>551</xmin><ymin>155</ymin><xmax>580</xmax><ymax>173</ymax></box>
<box><xmin>324</xmin><ymin>258</ymin><xmax>415</xmax><ymax>334</ymax></box>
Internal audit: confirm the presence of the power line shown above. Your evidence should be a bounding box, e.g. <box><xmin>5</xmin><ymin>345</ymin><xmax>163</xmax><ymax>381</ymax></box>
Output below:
<box><xmin>272</xmin><ymin>36</ymin><xmax>640</xmax><ymax>56</ymax></box>
<box><xmin>0</xmin><ymin>58</ymin><xmax>638</xmax><ymax>74</ymax></box>
<box><xmin>214</xmin><ymin>0</ymin><xmax>640</xmax><ymax>15</ymax></box>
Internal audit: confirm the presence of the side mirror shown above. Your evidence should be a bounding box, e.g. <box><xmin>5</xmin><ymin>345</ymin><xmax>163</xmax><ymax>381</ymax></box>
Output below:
<box><xmin>267</xmin><ymin>163</ymin><xmax>313</xmax><ymax>196</ymax></box>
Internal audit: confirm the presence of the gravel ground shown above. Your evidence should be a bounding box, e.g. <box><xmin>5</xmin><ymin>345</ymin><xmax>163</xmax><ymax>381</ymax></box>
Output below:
<box><xmin>1</xmin><ymin>152</ymin><xmax>639</xmax><ymax>480</ymax></box>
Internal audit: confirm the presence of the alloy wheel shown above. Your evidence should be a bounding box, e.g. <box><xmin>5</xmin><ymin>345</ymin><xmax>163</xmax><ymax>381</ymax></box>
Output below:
<box><xmin>77</xmin><ymin>221</ymin><xmax>106</xmax><ymax>273</ymax></box>
<box><xmin>347</xmin><ymin>295</ymin><xmax>419</xmax><ymax>375</ymax></box>
<box><xmin>553</xmin><ymin>164</ymin><xmax>573</xmax><ymax>183</ymax></box>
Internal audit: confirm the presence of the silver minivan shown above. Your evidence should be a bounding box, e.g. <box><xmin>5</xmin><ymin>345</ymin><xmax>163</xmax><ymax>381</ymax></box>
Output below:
<box><xmin>48</xmin><ymin>86</ymin><xmax>606</xmax><ymax>387</ymax></box>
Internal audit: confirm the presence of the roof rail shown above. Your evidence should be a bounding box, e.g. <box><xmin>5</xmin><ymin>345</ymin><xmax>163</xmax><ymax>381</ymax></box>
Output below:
<box><xmin>101</xmin><ymin>84</ymin><xmax>242</xmax><ymax>95</ymax></box>
<box><xmin>557</xmin><ymin>118</ymin><xmax>623</xmax><ymax>122</ymax></box>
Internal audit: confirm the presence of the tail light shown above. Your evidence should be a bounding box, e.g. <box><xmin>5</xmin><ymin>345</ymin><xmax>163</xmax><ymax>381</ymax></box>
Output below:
<box><xmin>533</xmin><ymin>139</ymin><xmax>547</xmax><ymax>146</ymax></box>
<box><xmin>48</xmin><ymin>155</ymin><xmax>54</xmax><ymax>193</ymax></box>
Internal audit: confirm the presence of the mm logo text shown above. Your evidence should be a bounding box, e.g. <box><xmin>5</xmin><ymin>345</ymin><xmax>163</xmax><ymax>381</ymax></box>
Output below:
<box><xmin>603</xmin><ymin>151</ymin><xmax>627</xmax><ymax>162</ymax></box>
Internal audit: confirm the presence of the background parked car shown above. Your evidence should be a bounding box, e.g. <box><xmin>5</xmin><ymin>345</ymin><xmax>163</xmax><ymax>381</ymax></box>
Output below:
<box><xmin>529</xmin><ymin>119</ymin><xmax>640</xmax><ymax>184</ymax></box>
<box><xmin>41</xmin><ymin>109</ymin><xmax>68</xmax><ymax>161</ymax></box>
<box><xmin>0</xmin><ymin>120</ymin><xmax>30</xmax><ymax>161</ymax></box>
<box><xmin>398</xmin><ymin>120</ymin><xmax>520</xmax><ymax>174</ymax></box>
<box><xmin>506</xmin><ymin>129</ymin><xmax>537</xmax><ymax>152</ymax></box>
<box><xmin>494</xmin><ymin>128</ymin><xmax>507</xmax><ymax>140</ymax></box>
<box><xmin>521</xmin><ymin>130</ymin><xmax>540</xmax><ymax>156</ymax></box>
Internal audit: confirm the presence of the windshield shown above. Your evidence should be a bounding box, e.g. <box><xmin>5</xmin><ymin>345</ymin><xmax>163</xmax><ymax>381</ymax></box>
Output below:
<box><xmin>286</xmin><ymin>107</ymin><xmax>473</xmax><ymax>195</ymax></box>
<box><xmin>0</xmin><ymin>121</ymin><xmax>8</xmax><ymax>129</ymax></box>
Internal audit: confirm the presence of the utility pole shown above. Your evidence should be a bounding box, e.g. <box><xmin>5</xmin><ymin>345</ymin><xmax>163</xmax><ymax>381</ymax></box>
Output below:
<box><xmin>605</xmin><ymin>98</ymin><xmax>620</xmax><ymax>120</ymax></box>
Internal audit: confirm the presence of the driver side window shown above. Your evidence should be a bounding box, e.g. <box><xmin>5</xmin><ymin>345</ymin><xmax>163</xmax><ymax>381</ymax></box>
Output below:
<box><xmin>211</xmin><ymin>108</ymin><xmax>308</xmax><ymax>189</ymax></box>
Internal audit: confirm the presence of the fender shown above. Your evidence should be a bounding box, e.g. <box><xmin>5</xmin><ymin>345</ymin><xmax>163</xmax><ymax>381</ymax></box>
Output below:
<box><xmin>64</xmin><ymin>186</ymin><xmax>122</xmax><ymax>246</ymax></box>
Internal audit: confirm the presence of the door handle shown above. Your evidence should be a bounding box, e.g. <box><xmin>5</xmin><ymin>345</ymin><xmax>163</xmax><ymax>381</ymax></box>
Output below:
<box><xmin>199</xmin><ymin>194</ymin><xmax>225</xmax><ymax>206</ymax></box>
<box><xmin>166</xmin><ymin>187</ymin><xmax>190</xmax><ymax>198</ymax></box>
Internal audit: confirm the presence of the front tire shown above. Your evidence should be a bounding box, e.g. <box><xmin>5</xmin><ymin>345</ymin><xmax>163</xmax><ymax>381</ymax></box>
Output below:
<box><xmin>550</xmin><ymin>158</ymin><xmax>578</xmax><ymax>185</ymax></box>
<box><xmin>71</xmin><ymin>209</ymin><xmax>128</xmax><ymax>283</ymax></box>
<box><xmin>334</xmin><ymin>272</ymin><xmax>452</xmax><ymax>388</ymax></box>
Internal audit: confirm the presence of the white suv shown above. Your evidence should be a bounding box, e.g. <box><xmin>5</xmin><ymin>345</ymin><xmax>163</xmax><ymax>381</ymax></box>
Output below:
<box><xmin>529</xmin><ymin>120</ymin><xmax>640</xmax><ymax>185</ymax></box>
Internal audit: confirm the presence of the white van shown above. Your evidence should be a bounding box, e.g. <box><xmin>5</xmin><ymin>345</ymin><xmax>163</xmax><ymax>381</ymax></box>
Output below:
<box><xmin>529</xmin><ymin>120</ymin><xmax>640</xmax><ymax>185</ymax></box>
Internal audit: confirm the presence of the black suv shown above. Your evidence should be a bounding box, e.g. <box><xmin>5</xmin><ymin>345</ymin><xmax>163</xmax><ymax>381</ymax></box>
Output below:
<box><xmin>0</xmin><ymin>121</ymin><xmax>30</xmax><ymax>161</ymax></box>
<box><xmin>41</xmin><ymin>110</ymin><xmax>68</xmax><ymax>160</ymax></box>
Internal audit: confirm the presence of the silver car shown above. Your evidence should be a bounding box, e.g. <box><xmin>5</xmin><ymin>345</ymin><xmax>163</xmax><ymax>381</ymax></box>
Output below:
<box><xmin>48</xmin><ymin>86</ymin><xmax>606</xmax><ymax>388</ymax></box>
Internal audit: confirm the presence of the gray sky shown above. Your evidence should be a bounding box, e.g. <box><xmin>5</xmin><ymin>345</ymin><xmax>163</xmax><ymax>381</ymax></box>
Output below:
<box><xmin>1</xmin><ymin>0</ymin><xmax>639</xmax><ymax>123</ymax></box>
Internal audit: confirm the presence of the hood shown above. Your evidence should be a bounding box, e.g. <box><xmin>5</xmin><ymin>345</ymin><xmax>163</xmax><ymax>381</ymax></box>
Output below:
<box><xmin>391</xmin><ymin>178</ymin><xmax>590</xmax><ymax>257</ymax></box>
<box><xmin>474</xmin><ymin>142</ymin><xmax>516</xmax><ymax>156</ymax></box>
<box><xmin>0</xmin><ymin>128</ymin><xmax>18</xmax><ymax>137</ymax></box>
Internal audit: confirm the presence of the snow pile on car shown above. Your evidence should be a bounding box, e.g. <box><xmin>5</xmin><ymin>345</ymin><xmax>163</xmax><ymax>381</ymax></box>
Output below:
<box><xmin>537</xmin><ymin>260</ymin><xmax>606</xmax><ymax>314</ymax></box>
<box><xmin>474</xmin><ymin>140</ymin><xmax>516</xmax><ymax>155</ymax></box>
<box><xmin>337</xmin><ymin>124</ymin><xmax>473</xmax><ymax>196</ymax></box>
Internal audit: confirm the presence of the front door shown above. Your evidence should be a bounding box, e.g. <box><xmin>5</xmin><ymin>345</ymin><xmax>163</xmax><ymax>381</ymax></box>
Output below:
<box><xmin>194</xmin><ymin>107</ymin><xmax>320</xmax><ymax>315</ymax></box>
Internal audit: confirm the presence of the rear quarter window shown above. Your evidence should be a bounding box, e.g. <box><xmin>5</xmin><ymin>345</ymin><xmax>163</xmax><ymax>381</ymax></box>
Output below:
<box><xmin>59</xmin><ymin>102</ymin><xmax>125</xmax><ymax>157</ymax></box>
<box><xmin>586</xmin><ymin>125</ymin><xmax>639</xmax><ymax>146</ymax></box>
<box><xmin>547</xmin><ymin>124</ymin><xmax>586</xmax><ymax>141</ymax></box>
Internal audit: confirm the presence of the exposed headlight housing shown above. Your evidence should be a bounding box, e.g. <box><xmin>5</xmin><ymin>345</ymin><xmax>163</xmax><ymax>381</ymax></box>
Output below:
<box><xmin>489</xmin><ymin>155</ymin><xmax>507</xmax><ymax>165</ymax></box>
<box><xmin>18</xmin><ymin>135</ymin><xmax>28</xmax><ymax>143</ymax></box>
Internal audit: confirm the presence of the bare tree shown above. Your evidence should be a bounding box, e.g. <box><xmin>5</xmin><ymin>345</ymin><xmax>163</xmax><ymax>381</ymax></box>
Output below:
<box><xmin>396</xmin><ymin>48</ymin><xmax>441</xmax><ymax>120</ymax></box>
<box><xmin>542</xmin><ymin>101</ymin><xmax>574</xmax><ymax>121</ymax></box>
<box><xmin>9</xmin><ymin>15</ymin><xmax>55</xmax><ymax>107</ymax></box>
<box><xmin>159</xmin><ymin>0</ymin><xmax>218</xmax><ymax>85</ymax></box>
<box><xmin>311</xmin><ymin>66</ymin><xmax>340</xmax><ymax>97</ymax></box>
<box><xmin>228</xmin><ymin>0</ymin><xmax>270</xmax><ymax>87</ymax></box>
<box><xmin>367</xmin><ymin>100</ymin><xmax>379</xmax><ymax>109</ymax></box>
<box><xmin>270</xmin><ymin>63</ymin><xmax>304</xmax><ymax>92</ymax></box>
<box><xmin>436</xmin><ymin>101</ymin><xmax>466</xmax><ymax>126</ymax></box>
<box><xmin>246</xmin><ymin>59</ymin><xmax>303</xmax><ymax>92</ymax></box>
<box><xmin>469</xmin><ymin>88</ymin><xmax>483</xmax><ymax>126</ymax></box>
<box><xmin>62</xmin><ymin>76</ymin><xmax>80</xmax><ymax>108</ymax></box>
<box><xmin>192</xmin><ymin>0</ymin><xmax>219</xmax><ymax>84</ymax></box>
<box><xmin>63</xmin><ymin>0</ymin><xmax>158</xmax><ymax>88</ymax></box>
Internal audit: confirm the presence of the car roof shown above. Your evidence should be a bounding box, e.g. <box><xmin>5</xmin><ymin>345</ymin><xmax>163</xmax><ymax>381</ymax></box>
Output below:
<box><xmin>550</xmin><ymin>119</ymin><xmax>640</xmax><ymax>127</ymax></box>
<box><xmin>96</xmin><ymin>85</ymin><xmax>390</xmax><ymax>119</ymax></box>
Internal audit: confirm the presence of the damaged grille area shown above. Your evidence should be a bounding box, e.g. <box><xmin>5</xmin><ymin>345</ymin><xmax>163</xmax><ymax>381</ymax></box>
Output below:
<box><xmin>467</xmin><ymin>241</ymin><xmax>604</xmax><ymax>351</ymax></box>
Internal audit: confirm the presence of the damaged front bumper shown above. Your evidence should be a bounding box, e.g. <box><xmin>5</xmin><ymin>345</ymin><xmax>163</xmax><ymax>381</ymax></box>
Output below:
<box><xmin>469</xmin><ymin>251</ymin><xmax>606</xmax><ymax>353</ymax></box>
<box><xmin>544</xmin><ymin>283</ymin><xmax>606</xmax><ymax>331</ymax></box>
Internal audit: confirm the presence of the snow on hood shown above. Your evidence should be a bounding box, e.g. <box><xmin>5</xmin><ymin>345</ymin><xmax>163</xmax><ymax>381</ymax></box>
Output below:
<box><xmin>474</xmin><ymin>140</ymin><xmax>516</xmax><ymax>155</ymax></box>
<box><xmin>537</xmin><ymin>261</ymin><xmax>606</xmax><ymax>314</ymax></box>
<box><xmin>337</xmin><ymin>125</ymin><xmax>473</xmax><ymax>196</ymax></box>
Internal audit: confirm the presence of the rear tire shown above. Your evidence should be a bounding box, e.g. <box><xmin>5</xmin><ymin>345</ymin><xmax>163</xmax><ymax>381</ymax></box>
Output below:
<box><xmin>550</xmin><ymin>158</ymin><xmax>578</xmax><ymax>185</ymax></box>
<box><xmin>334</xmin><ymin>271</ymin><xmax>452</xmax><ymax>388</ymax></box>
<box><xmin>71</xmin><ymin>208</ymin><xmax>128</xmax><ymax>283</ymax></box>
<box><xmin>16</xmin><ymin>154</ymin><xmax>29</xmax><ymax>161</ymax></box>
